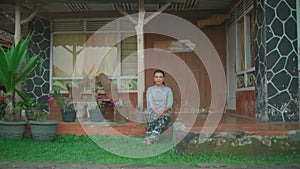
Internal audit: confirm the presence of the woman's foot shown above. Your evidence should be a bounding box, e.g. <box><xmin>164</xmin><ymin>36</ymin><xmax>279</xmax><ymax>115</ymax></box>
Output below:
<box><xmin>145</xmin><ymin>139</ymin><xmax>152</xmax><ymax>145</ymax></box>
<box><xmin>142</xmin><ymin>139</ymin><xmax>152</xmax><ymax>145</ymax></box>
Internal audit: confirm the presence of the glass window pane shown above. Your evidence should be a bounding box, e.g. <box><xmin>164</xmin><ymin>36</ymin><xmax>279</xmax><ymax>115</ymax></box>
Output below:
<box><xmin>75</xmin><ymin>33</ymin><xmax>118</xmax><ymax>77</ymax></box>
<box><xmin>120</xmin><ymin>78</ymin><xmax>137</xmax><ymax>91</ymax></box>
<box><xmin>53</xmin><ymin>34</ymin><xmax>85</xmax><ymax>77</ymax></box>
<box><xmin>121</xmin><ymin>34</ymin><xmax>137</xmax><ymax>76</ymax></box>
<box><xmin>52</xmin><ymin>79</ymin><xmax>82</xmax><ymax>91</ymax></box>
<box><xmin>250</xmin><ymin>10</ymin><xmax>255</xmax><ymax>68</ymax></box>
<box><xmin>239</xmin><ymin>19</ymin><xmax>245</xmax><ymax>71</ymax></box>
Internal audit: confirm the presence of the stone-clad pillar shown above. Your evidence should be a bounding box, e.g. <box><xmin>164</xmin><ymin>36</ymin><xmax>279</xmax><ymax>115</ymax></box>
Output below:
<box><xmin>27</xmin><ymin>19</ymin><xmax>50</xmax><ymax>104</ymax></box>
<box><xmin>255</xmin><ymin>0</ymin><xmax>299</xmax><ymax>122</ymax></box>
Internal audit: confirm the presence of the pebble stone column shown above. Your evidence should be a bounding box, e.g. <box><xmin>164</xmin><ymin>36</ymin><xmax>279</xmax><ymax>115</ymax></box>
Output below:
<box><xmin>255</xmin><ymin>0</ymin><xmax>299</xmax><ymax>122</ymax></box>
<box><xmin>27</xmin><ymin>19</ymin><xmax>50</xmax><ymax>104</ymax></box>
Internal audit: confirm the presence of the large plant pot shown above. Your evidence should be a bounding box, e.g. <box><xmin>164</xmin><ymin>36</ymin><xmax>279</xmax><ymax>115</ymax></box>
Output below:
<box><xmin>89</xmin><ymin>109</ymin><xmax>105</xmax><ymax>122</ymax></box>
<box><xmin>61</xmin><ymin>109</ymin><xmax>76</xmax><ymax>122</ymax></box>
<box><xmin>29</xmin><ymin>120</ymin><xmax>58</xmax><ymax>142</ymax></box>
<box><xmin>0</xmin><ymin>120</ymin><xmax>27</xmax><ymax>139</ymax></box>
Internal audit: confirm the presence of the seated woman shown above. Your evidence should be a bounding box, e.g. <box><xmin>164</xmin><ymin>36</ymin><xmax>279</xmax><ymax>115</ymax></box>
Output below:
<box><xmin>143</xmin><ymin>69</ymin><xmax>173</xmax><ymax>145</ymax></box>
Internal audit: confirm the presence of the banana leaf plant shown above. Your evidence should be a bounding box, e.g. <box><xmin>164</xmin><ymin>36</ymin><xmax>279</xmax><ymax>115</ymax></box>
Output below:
<box><xmin>0</xmin><ymin>33</ymin><xmax>43</xmax><ymax>121</ymax></box>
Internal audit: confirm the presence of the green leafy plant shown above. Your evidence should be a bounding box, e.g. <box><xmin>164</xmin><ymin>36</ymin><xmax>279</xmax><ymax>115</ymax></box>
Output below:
<box><xmin>34</xmin><ymin>111</ymin><xmax>48</xmax><ymax>121</ymax></box>
<box><xmin>20</xmin><ymin>98</ymin><xmax>48</xmax><ymax>121</ymax></box>
<box><xmin>49</xmin><ymin>88</ymin><xmax>74</xmax><ymax>111</ymax></box>
<box><xmin>21</xmin><ymin>99</ymin><xmax>48</xmax><ymax>108</ymax></box>
<box><xmin>0</xmin><ymin>33</ymin><xmax>44</xmax><ymax>121</ymax></box>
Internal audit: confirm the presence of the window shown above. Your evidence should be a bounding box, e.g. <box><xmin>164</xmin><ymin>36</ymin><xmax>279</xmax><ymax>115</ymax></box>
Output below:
<box><xmin>238</xmin><ymin>18</ymin><xmax>245</xmax><ymax>71</ymax></box>
<box><xmin>236</xmin><ymin>8</ymin><xmax>255</xmax><ymax>89</ymax></box>
<box><xmin>120</xmin><ymin>34</ymin><xmax>137</xmax><ymax>76</ymax></box>
<box><xmin>51</xmin><ymin>19</ymin><xmax>138</xmax><ymax>92</ymax></box>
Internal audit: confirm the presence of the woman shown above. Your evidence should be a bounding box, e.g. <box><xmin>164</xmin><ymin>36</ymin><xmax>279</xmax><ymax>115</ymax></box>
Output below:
<box><xmin>144</xmin><ymin>69</ymin><xmax>173</xmax><ymax>145</ymax></box>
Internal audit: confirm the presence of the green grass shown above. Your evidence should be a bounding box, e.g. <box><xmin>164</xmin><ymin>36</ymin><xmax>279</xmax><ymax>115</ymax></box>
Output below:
<box><xmin>0</xmin><ymin>134</ymin><xmax>299</xmax><ymax>165</ymax></box>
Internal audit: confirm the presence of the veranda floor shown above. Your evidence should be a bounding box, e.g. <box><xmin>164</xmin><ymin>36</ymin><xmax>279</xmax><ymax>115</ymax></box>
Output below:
<box><xmin>52</xmin><ymin>112</ymin><xmax>300</xmax><ymax>137</ymax></box>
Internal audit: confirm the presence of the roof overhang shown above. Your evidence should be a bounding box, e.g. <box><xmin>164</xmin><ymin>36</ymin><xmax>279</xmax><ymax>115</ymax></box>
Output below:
<box><xmin>0</xmin><ymin>0</ymin><xmax>238</xmax><ymax>33</ymax></box>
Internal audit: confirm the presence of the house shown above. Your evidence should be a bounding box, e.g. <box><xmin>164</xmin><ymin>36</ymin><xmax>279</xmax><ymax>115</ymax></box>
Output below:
<box><xmin>0</xmin><ymin>0</ymin><xmax>298</xmax><ymax>123</ymax></box>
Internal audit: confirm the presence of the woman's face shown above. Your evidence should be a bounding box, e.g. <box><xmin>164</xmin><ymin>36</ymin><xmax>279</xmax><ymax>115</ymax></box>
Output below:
<box><xmin>154</xmin><ymin>72</ymin><xmax>164</xmax><ymax>85</ymax></box>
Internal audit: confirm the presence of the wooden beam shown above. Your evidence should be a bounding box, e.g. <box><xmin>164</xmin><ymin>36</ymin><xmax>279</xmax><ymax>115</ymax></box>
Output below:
<box><xmin>14</xmin><ymin>0</ymin><xmax>21</xmax><ymax>44</ymax></box>
<box><xmin>40</xmin><ymin>11</ymin><xmax>124</xmax><ymax>19</ymax></box>
<box><xmin>144</xmin><ymin>2</ymin><xmax>171</xmax><ymax>25</ymax></box>
<box><xmin>21</xmin><ymin>4</ymin><xmax>42</xmax><ymax>24</ymax></box>
<box><xmin>197</xmin><ymin>13</ymin><xmax>230</xmax><ymax>29</ymax></box>
<box><xmin>0</xmin><ymin>0</ymin><xmax>185</xmax><ymax>4</ymax></box>
<box><xmin>136</xmin><ymin>0</ymin><xmax>145</xmax><ymax>112</ymax></box>
<box><xmin>116</xmin><ymin>4</ymin><xmax>137</xmax><ymax>24</ymax></box>
<box><xmin>40</xmin><ymin>10</ymin><xmax>220</xmax><ymax>20</ymax></box>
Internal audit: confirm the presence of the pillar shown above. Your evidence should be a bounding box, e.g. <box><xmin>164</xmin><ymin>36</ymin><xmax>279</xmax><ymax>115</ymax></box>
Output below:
<box><xmin>255</xmin><ymin>0</ymin><xmax>299</xmax><ymax>122</ymax></box>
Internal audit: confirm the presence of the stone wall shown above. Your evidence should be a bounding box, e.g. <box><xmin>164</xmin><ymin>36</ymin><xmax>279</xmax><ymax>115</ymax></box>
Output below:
<box><xmin>175</xmin><ymin>129</ymin><xmax>300</xmax><ymax>155</ymax></box>
<box><xmin>255</xmin><ymin>0</ymin><xmax>299</xmax><ymax>122</ymax></box>
<box><xmin>27</xmin><ymin>19</ymin><xmax>50</xmax><ymax>104</ymax></box>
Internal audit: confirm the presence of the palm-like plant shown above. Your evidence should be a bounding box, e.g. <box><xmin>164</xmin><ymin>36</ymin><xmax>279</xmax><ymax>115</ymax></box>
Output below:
<box><xmin>0</xmin><ymin>33</ymin><xmax>43</xmax><ymax>121</ymax></box>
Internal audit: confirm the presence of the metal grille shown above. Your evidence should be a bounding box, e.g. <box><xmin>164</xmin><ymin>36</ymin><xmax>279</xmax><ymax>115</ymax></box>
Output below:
<box><xmin>86</xmin><ymin>20</ymin><xmax>116</xmax><ymax>32</ymax></box>
<box><xmin>65</xmin><ymin>2</ymin><xmax>88</xmax><ymax>12</ymax></box>
<box><xmin>53</xmin><ymin>20</ymin><xmax>84</xmax><ymax>32</ymax></box>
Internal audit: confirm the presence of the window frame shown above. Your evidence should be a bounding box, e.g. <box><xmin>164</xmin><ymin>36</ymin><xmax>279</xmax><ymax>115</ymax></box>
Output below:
<box><xmin>50</xmin><ymin>18</ymin><xmax>138</xmax><ymax>93</ymax></box>
<box><xmin>235</xmin><ymin>6</ymin><xmax>255</xmax><ymax>91</ymax></box>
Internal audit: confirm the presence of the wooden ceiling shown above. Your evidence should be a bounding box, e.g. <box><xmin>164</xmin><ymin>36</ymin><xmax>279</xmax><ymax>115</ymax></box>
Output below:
<box><xmin>0</xmin><ymin>0</ymin><xmax>237</xmax><ymax>33</ymax></box>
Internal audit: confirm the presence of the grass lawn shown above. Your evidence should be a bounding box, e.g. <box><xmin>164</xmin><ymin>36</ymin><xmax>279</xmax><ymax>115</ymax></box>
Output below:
<box><xmin>0</xmin><ymin>134</ymin><xmax>299</xmax><ymax>165</ymax></box>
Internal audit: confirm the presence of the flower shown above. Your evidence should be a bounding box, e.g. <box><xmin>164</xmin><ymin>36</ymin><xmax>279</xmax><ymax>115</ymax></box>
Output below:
<box><xmin>90</xmin><ymin>83</ymin><xmax>125</xmax><ymax>110</ymax></box>
<box><xmin>50</xmin><ymin>88</ymin><xmax>75</xmax><ymax>111</ymax></box>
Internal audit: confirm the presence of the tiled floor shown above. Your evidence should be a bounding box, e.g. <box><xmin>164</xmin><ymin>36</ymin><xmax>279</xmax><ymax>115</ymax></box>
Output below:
<box><xmin>189</xmin><ymin>113</ymin><xmax>300</xmax><ymax>135</ymax></box>
<box><xmin>54</xmin><ymin>112</ymin><xmax>300</xmax><ymax>137</ymax></box>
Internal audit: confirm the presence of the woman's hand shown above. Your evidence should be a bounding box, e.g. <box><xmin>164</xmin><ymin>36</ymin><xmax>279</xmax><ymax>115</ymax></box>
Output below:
<box><xmin>158</xmin><ymin>111</ymin><xmax>167</xmax><ymax>116</ymax></box>
<box><xmin>151</xmin><ymin>108</ymin><xmax>166</xmax><ymax>116</ymax></box>
<box><xmin>152</xmin><ymin>108</ymin><xmax>168</xmax><ymax>116</ymax></box>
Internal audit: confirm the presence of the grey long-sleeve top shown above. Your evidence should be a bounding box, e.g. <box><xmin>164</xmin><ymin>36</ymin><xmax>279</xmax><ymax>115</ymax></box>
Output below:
<box><xmin>146</xmin><ymin>85</ymin><xmax>173</xmax><ymax>116</ymax></box>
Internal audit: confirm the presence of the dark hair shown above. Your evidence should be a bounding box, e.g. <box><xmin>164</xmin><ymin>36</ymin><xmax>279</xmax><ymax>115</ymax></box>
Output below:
<box><xmin>153</xmin><ymin>69</ymin><xmax>165</xmax><ymax>85</ymax></box>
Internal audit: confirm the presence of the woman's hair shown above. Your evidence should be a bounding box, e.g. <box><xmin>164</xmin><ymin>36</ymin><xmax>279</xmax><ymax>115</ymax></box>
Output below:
<box><xmin>153</xmin><ymin>69</ymin><xmax>165</xmax><ymax>85</ymax></box>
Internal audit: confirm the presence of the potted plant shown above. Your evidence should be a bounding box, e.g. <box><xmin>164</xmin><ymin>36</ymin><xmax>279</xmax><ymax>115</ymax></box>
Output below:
<box><xmin>114</xmin><ymin>99</ymin><xmax>129</xmax><ymax>122</ymax></box>
<box><xmin>0</xmin><ymin>33</ymin><xmax>44</xmax><ymax>139</ymax></box>
<box><xmin>28</xmin><ymin>109</ymin><xmax>58</xmax><ymax>142</ymax></box>
<box><xmin>50</xmin><ymin>88</ymin><xmax>76</xmax><ymax>122</ymax></box>
<box><xmin>88</xmin><ymin>83</ymin><xmax>125</xmax><ymax>122</ymax></box>
<box><xmin>87</xmin><ymin>84</ymin><xmax>106</xmax><ymax>122</ymax></box>
<box><xmin>88</xmin><ymin>94</ymin><xmax>106</xmax><ymax>122</ymax></box>
<box><xmin>20</xmin><ymin>99</ymin><xmax>48</xmax><ymax>121</ymax></box>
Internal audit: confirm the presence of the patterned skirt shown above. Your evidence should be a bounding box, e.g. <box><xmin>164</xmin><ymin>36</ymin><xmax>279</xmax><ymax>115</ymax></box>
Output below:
<box><xmin>144</xmin><ymin>112</ymin><xmax>170</xmax><ymax>144</ymax></box>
